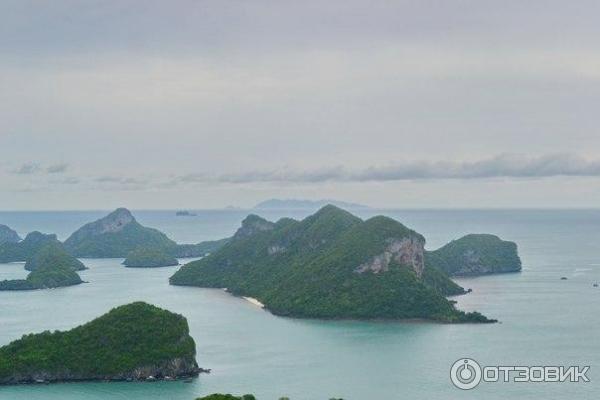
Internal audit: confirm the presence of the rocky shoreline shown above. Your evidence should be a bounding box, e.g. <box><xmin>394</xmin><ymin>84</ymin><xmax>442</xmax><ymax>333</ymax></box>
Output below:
<box><xmin>1</xmin><ymin>360</ymin><xmax>211</xmax><ymax>385</ymax></box>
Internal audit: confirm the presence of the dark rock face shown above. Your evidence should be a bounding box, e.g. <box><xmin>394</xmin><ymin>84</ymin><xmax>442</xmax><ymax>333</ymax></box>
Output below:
<box><xmin>0</xmin><ymin>225</ymin><xmax>21</xmax><ymax>245</ymax></box>
<box><xmin>0</xmin><ymin>302</ymin><xmax>203</xmax><ymax>384</ymax></box>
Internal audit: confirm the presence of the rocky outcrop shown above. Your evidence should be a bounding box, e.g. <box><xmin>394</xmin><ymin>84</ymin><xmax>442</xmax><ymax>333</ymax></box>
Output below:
<box><xmin>66</xmin><ymin>208</ymin><xmax>135</xmax><ymax>244</ymax></box>
<box><xmin>354</xmin><ymin>236</ymin><xmax>425</xmax><ymax>277</ymax></box>
<box><xmin>0</xmin><ymin>356</ymin><xmax>201</xmax><ymax>384</ymax></box>
<box><xmin>0</xmin><ymin>225</ymin><xmax>21</xmax><ymax>245</ymax></box>
<box><xmin>233</xmin><ymin>215</ymin><xmax>275</xmax><ymax>240</ymax></box>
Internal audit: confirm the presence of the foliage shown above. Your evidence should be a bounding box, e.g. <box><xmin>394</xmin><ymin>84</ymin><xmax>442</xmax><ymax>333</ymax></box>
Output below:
<box><xmin>173</xmin><ymin>238</ymin><xmax>230</xmax><ymax>258</ymax></box>
<box><xmin>197</xmin><ymin>395</ymin><xmax>256</xmax><ymax>400</ymax></box>
<box><xmin>0</xmin><ymin>232</ymin><xmax>60</xmax><ymax>263</ymax></box>
<box><xmin>0</xmin><ymin>262</ymin><xmax>83</xmax><ymax>291</ymax></box>
<box><xmin>65</xmin><ymin>220</ymin><xmax>177</xmax><ymax>258</ymax></box>
<box><xmin>171</xmin><ymin>205</ymin><xmax>494</xmax><ymax>322</ymax></box>
<box><xmin>425</xmin><ymin>234</ymin><xmax>522</xmax><ymax>276</ymax></box>
<box><xmin>0</xmin><ymin>302</ymin><xmax>197</xmax><ymax>381</ymax></box>
<box><xmin>123</xmin><ymin>247</ymin><xmax>179</xmax><ymax>268</ymax></box>
<box><xmin>24</xmin><ymin>242</ymin><xmax>87</xmax><ymax>271</ymax></box>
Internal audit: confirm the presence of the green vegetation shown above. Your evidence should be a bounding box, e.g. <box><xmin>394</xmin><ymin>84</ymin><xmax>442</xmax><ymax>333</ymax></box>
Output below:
<box><xmin>426</xmin><ymin>234</ymin><xmax>522</xmax><ymax>276</ymax></box>
<box><xmin>171</xmin><ymin>205</ymin><xmax>493</xmax><ymax>323</ymax></box>
<box><xmin>123</xmin><ymin>248</ymin><xmax>179</xmax><ymax>268</ymax></box>
<box><xmin>24</xmin><ymin>242</ymin><xmax>86</xmax><ymax>272</ymax></box>
<box><xmin>63</xmin><ymin>208</ymin><xmax>229</xmax><ymax>259</ymax></box>
<box><xmin>0</xmin><ymin>302</ymin><xmax>200</xmax><ymax>384</ymax></box>
<box><xmin>197</xmin><ymin>395</ymin><xmax>256</xmax><ymax>400</ymax></box>
<box><xmin>0</xmin><ymin>262</ymin><xmax>83</xmax><ymax>291</ymax></box>
<box><xmin>64</xmin><ymin>208</ymin><xmax>177</xmax><ymax>258</ymax></box>
<box><xmin>173</xmin><ymin>238</ymin><xmax>230</xmax><ymax>258</ymax></box>
<box><xmin>0</xmin><ymin>231</ymin><xmax>60</xmax><ymax>263</ymax></box>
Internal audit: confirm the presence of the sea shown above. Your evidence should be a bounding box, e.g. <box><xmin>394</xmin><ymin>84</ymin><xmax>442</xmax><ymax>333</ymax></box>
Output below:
<box><xmin>0</xmin><ymin>209</ymin><xmax>598</xmax><ymax>400</ymax></box>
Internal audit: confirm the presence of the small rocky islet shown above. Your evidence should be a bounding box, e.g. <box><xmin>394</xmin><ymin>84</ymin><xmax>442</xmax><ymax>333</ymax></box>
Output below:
<box><xmin>0</xmin><ymin>302</ymin><xmax>204</xmax><ymax>385</ymax></box>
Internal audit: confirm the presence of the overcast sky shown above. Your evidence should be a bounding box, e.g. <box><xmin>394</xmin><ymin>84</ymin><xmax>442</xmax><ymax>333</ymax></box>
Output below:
<box><xmin>2</xmin><ymin>0</ymin><xmax>600</xmax><ymax>209</ymax></box>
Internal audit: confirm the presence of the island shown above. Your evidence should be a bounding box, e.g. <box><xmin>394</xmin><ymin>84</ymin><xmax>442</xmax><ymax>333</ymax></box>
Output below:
<box><xmin>24</xmin><ymin>242</ymin><xmax>87</xmax><ymax>272</ymax></box>
<box><xmin>171</xmin><ymin>205</ymin><xmax>498</xmax><ymax>323</ymax></box>
<box><xmin>0</xmin><ymin>224</ymin><xmax>21</xmax><ymax>245</ymax></box>
<box><xmin>0</xmin><ymin>302</ymin><xmax>203</xmax><ymax>384</ymax></box>
<box><xmin>425</xmin><ymin>234</ymin><xmax>522</xmax><ymax>276</ymax></box>
<box><xmin>123</xmin><ymin>248</ymin><xmax>179</xmax><ymax>268</ymax></box>
<box><xmin>0</xmin><ymin>263</ymin><xmax>83</xmax><ymax>291</ymax></box>
<box><xmin>197</xmin><ymin>395</ymin><xmax>256</xmax><ymax>400</ymax></box>
<box><xmin>176</xmin><ymin>211</ymin><xmax>197</xmax><ymax>216</ymax></box>
<box><xmin>64</xmin><ymin>208</ymin><xmax>229</xmax><ymax>258</ymax></box>
<box><xmin>0</xmin><ymin>231</ymin><xmax>61</xmax><ymax>263</ymax></box>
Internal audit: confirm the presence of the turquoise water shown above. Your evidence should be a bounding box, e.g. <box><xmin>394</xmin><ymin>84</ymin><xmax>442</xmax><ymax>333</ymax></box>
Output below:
<box><xmin>0</xmin><ymin>209</ymin><xmax>599</xmax><ymax>399</ymax></box>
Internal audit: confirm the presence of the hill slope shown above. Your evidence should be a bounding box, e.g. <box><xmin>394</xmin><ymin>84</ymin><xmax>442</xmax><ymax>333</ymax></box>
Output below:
<box><xmin>0</xmin><ymin>302</ymin><xmax>201</xmax><ymax>384</ymax></box>
<box><xmin>0</xmin><ymin>232</ymin><xmax>60</xmax><ymax>263</ymax></box>
<box><xmin>64</xmin><ymin>208</ymin><xmax>177</xmax><ymax>258</ymax></box>
<box><xmin>0</xmin><ymin>224</ymin><xmax>21</xmax><ymax>245</ymax></box>
<box><xmin>171</xmin><ymin>206</ymin><xmax>490</xmax><ymax>322</ymax></box>
<box><xmin>426</xmin><ymin>234</ymin><xmax>522</xmax><ymax>276</ymax></box>
<box><xmin>24</xmin><ymin>242</ymin><xmax>86</xmax><ymax>272</ymax></box>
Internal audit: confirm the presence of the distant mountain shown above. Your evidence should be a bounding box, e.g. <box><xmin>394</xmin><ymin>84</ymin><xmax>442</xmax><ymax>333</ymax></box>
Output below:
<box><xmin>0</xmin><ymin>231</ymin><xmax>60</xmax><ymax>263</ymax></box>
<box><xmin>0</xmin><ymin>302</ymin><xmax>202</xmax><ymax>384</ymax></box>
<box><xmin>64</xmin><ymin>208</ymin><xmax>228</xmax><ymax>259</ymax></box>
<box><xmin>64</xmin><ymin>208</ymin><xmax>179</xmax><ymax>258</ymax></box>
<box><xmin>426</xmin><ymin>234</ymin><xmax>522</xmax><ymax>276</ymax></box>
<box><xmin>171</xmin><ymin>205</ymin><xmax>494</xmax><ymax>322</ymax></box>
<box><xmin>253</xmin><ymin>199</ymin><xmax>368</xmax><ymax>210</ymax></box>
<box><xmin>0</xmin><ymin>225</ymin><xmax>21</xmax><ymax>245</ymax></box>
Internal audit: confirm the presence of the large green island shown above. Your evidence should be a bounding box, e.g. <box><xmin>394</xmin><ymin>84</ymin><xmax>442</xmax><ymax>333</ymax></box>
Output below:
<box><xmin>0</xmin><ymin>302</ymin><xmax>203</xmax><ymax>384</ymax></box>
<box><xmin>171</xmin><ymin>205</ymin><xmax>520</xmax><ymax>322</ymax></box>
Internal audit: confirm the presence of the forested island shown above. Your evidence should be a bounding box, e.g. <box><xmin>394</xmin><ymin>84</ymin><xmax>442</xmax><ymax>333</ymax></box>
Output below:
<box><xmin>170</xmin><ymin>205</ymin><xmax>517</xmax><ymax>322</ymax></box>
<box><xmin>0</xmin><ymin>302</ymin><xmax>202</xmax><ymax>384</ymax></box>
<box><xmin>123</xmin><ymin>248</ymin><xmax>179</xmax><ymax>268</ymax></box>
<box><xmin>0</xmin><ymin>231</ymin><xmax>61</xmax><ymax>263</ymax></box>
<box><xmin>63</xmin><ymin>208</ymin><xmax>228</xmax><ymax>259</ymax></box>
<box><xmin>0</xmin><ymin>243</ymin><xmax>85</xmax><ymax>291</ymax></box>
<box><xmin>425</xmin><ymin>234</ymin><xmax>522</xmax><ymax>276</ymax></box>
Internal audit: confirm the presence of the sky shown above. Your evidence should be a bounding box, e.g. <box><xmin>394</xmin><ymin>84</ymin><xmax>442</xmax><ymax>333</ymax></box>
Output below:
<box><xmin>2</xmin><ymin>0</ymin><xmax>600</xmax><ymax>210</ymax></box>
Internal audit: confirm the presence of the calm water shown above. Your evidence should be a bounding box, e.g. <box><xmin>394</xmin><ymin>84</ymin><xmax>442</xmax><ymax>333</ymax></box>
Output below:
<box><xmin>0</xmin><ymin>209</ymin><xmax>599</xmax><ymax>400</ymax></box>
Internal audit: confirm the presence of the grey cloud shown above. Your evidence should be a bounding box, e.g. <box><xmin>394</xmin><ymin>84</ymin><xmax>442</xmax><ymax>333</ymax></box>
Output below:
<box><xmin>184</xmin><ymin>154</ymin><xmax>600</xmax><ymax>184</ymax></box>
<box><xmin>46</xmin><ymin>163</ymin><xmax>69</xmax><ymax>173</ymax></box>
<box><xmin>12</xmin><ymin>162</ymin><xmax>41</xmax><ymax>175</ymax></box>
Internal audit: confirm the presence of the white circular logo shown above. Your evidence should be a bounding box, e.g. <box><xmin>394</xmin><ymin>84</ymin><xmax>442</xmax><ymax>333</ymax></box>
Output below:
<box><xmin>450</xmin><ymin>358</ymin><xmax>482</xmax><ymax>390</ymax></box>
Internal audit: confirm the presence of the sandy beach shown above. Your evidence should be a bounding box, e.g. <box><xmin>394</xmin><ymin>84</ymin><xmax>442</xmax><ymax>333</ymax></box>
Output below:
<box><xmin>243</xmin><ymin>296</ymin><xmax>265</xmax><ymax>308</ymax></box>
